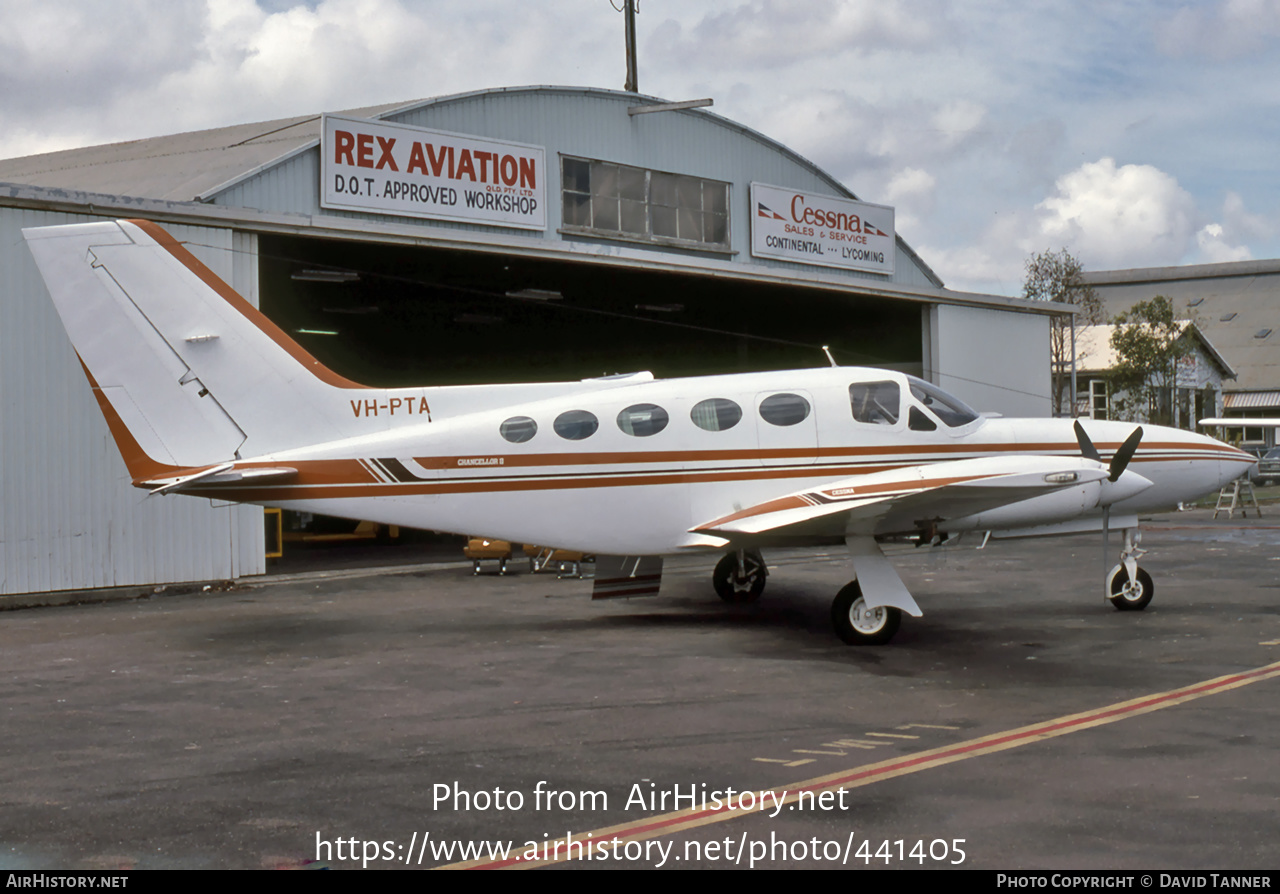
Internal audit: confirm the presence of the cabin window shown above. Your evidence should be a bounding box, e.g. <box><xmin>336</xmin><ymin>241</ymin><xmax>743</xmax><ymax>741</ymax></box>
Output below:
<box><xmin>617</xmin><ymin>403</ymin><xmax>670</xmax><ymax>437</ymax></box>
<box><xmin>561</xmin><ymin>156</ymin><xmax>730</xmax><ymax>252</ymax></box>
<box><xmin>690</xmin><ymin>398</ymin><xmax>742</xmax><ymax>431</ymax></box>
<box><xmin>906</xmin><ymin>377</ymin><xmax>979</xmax><ymax>427</ymax></box>
<box><xmin>499</xmin><ymin>416</ymin><xmax>538</xmax><ymax>443</ymax></box>
<box><xmin>759</xmin><ymin>393</ymin><xmax>811</xmax><ymax>426</ymax></box>
<box><xmin>554</xmin><ymin>409</ymin><xmax>599</xmax><ymax>440</ymax></box>
<box><xmin>849</xmin><ymin>381</ymin><xmax>900</xmax><ymax>425</ymax></box>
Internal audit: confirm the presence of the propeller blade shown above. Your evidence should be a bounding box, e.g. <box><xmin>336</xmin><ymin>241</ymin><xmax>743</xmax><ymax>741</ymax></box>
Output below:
<box><xmin>1074</xmin><ymin>420</ymin><xmax>1102</xmax><ymax>463</ymax></box>
<box><xmin>1109</xmin><ymin>426</ymin><xmax>1144</xmax><ymax>482</ymax></box>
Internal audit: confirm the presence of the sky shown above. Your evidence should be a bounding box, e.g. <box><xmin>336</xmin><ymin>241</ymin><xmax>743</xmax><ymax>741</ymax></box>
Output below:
<box><xmin>2</xmin><ymin>0</ymin><xmax>1278</xmax><ymax>295</ymax></box>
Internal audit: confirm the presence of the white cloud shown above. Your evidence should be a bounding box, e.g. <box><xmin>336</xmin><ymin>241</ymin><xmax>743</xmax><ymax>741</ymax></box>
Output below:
<box><xmin>885</xmin><ymin>167</ymin><xmax>935</xmax><ymax>202</ymax></box>
<box><xmin>1195</xmin><ymin>223</ymin><xmax>1252</xmax><ymax>262</ymax></box>
<box><xmin>1035</xmin><ymin>158</ymin><xmax>1196</xmax><ymax>269</ymax></box>
<box><xmin>0</xmin><ymin>0</ymin><xmax>623</xmax><ymax>159</ymax></box>
<box><xmin>1221</xmin><ymin>190</ymin><xmax>1273</xmax><ymax>241</ymax></box>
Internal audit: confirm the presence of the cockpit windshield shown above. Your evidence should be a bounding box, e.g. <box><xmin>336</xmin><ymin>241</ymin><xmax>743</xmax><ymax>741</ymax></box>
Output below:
<box><xmin>905</xmin><ymin>376</ymin><xmax>980</xmax><ymax>428</ymax></box>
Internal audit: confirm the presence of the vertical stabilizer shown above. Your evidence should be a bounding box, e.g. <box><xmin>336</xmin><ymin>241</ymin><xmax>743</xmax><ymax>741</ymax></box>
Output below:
<box><xmin>24</xmin><ymin>219</ymin><xmax>370</xmax><ymax>471</ymax></box>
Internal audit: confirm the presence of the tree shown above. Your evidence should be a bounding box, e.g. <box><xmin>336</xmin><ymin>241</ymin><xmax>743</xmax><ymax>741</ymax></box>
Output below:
<box><xmin>1022</xmin><ymin>248</ymin><xmax>1103</xmax><ymax>416</ymax></box>
<box><xmin>1107</xmin><ymin>295</ymin><xmax>1190</xmax><ymax>425</ymax></box>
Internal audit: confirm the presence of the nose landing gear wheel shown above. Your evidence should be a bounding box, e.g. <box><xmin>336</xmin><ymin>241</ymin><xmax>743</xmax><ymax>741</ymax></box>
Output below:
<box><xmin>1107</xmin><ymin>565</ymin><xmax>1154</xmax><ymax>611</ymax></box>
<box><xmin>713</xmin><ymin>550</ymin><xmax>767</xmax><ymax>603</ymax></box>
<box><xmin>832</xmin><ymin>581</ymin><xmax>901</xmax><ymax>645</ymax></box>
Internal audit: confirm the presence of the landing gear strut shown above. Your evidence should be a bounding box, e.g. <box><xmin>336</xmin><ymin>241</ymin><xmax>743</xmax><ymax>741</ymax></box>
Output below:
<box><xmin>1107</xmin><ymin>528</ymin><xmax>1153</xmax><ymax>611</ymax></box>
<box><xmin>713</xmin><ymin>549</ymin><xmax>767</xmax><ymax>603</ymax></box>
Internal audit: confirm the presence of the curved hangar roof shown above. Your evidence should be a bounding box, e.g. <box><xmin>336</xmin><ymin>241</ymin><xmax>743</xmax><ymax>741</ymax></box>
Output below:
<box><xmin>0</xmin><ymin>86</ymin><xmax>954</xmax><ymax>295</ymax></box>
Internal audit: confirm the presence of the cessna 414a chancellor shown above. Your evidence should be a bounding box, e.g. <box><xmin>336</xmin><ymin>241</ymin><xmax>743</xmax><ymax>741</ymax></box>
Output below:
<box><xmin>24</xmin><ymin>220</ymin><xmax>1255</xmax><ymax>644</ymax></box>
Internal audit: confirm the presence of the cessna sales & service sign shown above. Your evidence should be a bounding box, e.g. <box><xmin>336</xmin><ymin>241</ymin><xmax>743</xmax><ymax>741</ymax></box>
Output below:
<box><xmin>321</xmin><ymin>115</ymin><xmax>547</xmax><ymax>230</ymax></box>
<box><xmin>750</xmin><ymin>183</ymin><xmax>894</xmax><ymax>275</ymax></box>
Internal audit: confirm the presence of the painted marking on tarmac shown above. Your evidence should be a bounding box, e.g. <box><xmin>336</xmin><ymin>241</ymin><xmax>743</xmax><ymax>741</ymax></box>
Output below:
<box><xmin>440</xmin><ymin>659</ymin><xmax>1280</xmax><ymax>870</ymax></box>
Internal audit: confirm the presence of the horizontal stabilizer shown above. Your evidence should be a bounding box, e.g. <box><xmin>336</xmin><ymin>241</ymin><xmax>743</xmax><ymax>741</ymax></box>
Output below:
<box><xmin>143</xmin><ymin>465</ymin><xmax>299</xmax><ymax>494</ymax></box>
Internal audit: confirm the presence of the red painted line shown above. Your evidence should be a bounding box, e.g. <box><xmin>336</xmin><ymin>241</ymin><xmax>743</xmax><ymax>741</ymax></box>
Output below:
<box><xmin>445</xmin><ymin>659</ymin><xmax>1280</xmax><ymax>869</ymax></box>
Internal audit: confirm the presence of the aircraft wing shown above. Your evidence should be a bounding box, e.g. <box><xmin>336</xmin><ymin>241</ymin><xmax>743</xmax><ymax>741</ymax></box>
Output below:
<box><xmin>691</xmin><ymin>455</ymin><xmax>1113</xmax><ymax>540</ymax></box>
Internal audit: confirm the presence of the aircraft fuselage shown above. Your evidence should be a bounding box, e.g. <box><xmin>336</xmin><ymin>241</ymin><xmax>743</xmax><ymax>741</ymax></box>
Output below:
<box><xmin>190</xmin><ymin>366</ymin><xmax>1252</xmax><ymax>555</ymax></box>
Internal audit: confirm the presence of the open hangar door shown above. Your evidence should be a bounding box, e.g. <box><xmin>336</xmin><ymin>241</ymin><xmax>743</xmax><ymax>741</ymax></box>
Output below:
<box><xmin>257</xmin><ymin>234</ymin><xmax>923</xmax><ymax>386</ymax></box>
<box><xmin>254</xmin><ymin>232</ymin><xmax>923</xmax><ymax>565</ymax></box>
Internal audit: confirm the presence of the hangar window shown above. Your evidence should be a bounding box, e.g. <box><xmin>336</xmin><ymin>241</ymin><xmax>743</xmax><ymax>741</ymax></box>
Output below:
<box><xmin>554</xmin><ymin>409</ymin><xmax>599</xmax><ymax>440</ymax></box>
<box><xmin>617</xmin><ymin>403</ymin><xmax>670</xmax><ymax>437</ymax></box>
<box><xmin>500</xmin><ymin>416</ymin><xmax>538</xmax><ymax>443</ymax></box>
<box><xmin>849</xmin><ymin>381</ymin><xmax>900</xmax><ymax>425</ymax></box>
<box><xmin>759</xmin><ymin>393</ymin><xmax>811</xmax><ymax>426</ymax></box>
<box><xmin>561</xmin><ymin>156</ymin><xmax>730</xmax><ymax>252</ymax></box>
<box><xmin>691</xmin><ymin>398</ymin><xmax>742</xmax><ymax>431</ymax></box>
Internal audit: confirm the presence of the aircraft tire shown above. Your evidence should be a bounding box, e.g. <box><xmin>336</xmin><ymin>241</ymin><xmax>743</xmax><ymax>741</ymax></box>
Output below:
<box><xmin>713</xmin><ymin>550</ymin><xmax>766</xmax><ymax>603</ymax></box>
<box><xmin>1107</xmin><ymin>565</ymin><xmax>1154</xmax><ymax>611</ymax></box>
<box><xmin>832</xmin><ymin>581</ymin><xmax>901</xmax><ymax>645</ymax></box>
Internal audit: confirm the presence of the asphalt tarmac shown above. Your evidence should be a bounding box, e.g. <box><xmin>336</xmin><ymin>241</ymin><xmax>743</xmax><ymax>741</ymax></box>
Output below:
<box><xmin>2</xmin><ymin>509</ymin><xmax>1278</xmax><ymax>870</ymax></box>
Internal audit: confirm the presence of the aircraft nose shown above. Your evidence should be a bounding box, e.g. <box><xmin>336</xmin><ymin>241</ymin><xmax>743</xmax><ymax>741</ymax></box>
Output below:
<box><xmin>1202</xmin><ymin>434</ymin><xmax>1254</xmax><ymax>491</ymax></box>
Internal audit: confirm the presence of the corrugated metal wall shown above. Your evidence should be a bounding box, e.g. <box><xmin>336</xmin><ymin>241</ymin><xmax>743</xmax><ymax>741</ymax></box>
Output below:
<box><xmin>215</xmin><ymin>88</ymin><xmax>938</xmax><ymax>289</ymax></box>
<box><xmin>1</xmin><ymin>209</ymin><xmax>264</xmax><ymax>595</ymax></box>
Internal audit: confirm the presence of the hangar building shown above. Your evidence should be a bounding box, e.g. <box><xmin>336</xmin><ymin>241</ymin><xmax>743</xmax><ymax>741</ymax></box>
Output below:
<box><xmin>1082</xmin><ymin>261</ymin><xmax>1280</xmax><ymax>447</ymax></box>
<box><xmin>0</xmin><ymin>86</ymin><xmax>1062</xmax><ymax>596</ymax></box>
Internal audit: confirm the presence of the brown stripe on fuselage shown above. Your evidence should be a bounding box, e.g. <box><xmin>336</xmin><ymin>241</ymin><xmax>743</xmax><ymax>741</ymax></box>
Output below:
<box><xmin>178</xmin><ymin>440</ymin><xmax>1251</xmax><ymax>502</ymax></box>
<box><xmin>418</xmin><ymin>440</ymin><xmax>1249</xmax><ymax>471</ymax></box>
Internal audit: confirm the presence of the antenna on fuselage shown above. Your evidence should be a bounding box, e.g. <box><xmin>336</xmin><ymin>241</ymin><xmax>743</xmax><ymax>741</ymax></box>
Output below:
<box><xmin>821</xmin><ymin>345</ymin><xmax>838</xmax><ymax>367</ymax></box>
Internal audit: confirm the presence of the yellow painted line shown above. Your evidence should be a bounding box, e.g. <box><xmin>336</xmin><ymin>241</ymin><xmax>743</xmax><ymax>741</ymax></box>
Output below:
<box><xmin>1261</xmin><ymin>640</ymin><xmax>1280</xmax><ymax>646</ymax></box>
<box><xmin>864</xmin><ymin>732</ymin><xmax>919</xmax><ymax>739</ymax></box>
<box><xmin>441</xmin><ymin>659</ymin><xmax>1280</xmax><ymax>870</ymax></box>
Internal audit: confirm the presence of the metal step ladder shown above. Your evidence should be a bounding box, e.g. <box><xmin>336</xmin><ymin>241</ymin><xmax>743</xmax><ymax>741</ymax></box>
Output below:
<box><xmin>1213</xmin><ymin>477</ymin><xmax>1262</xmax><ymax>519</ymax></box>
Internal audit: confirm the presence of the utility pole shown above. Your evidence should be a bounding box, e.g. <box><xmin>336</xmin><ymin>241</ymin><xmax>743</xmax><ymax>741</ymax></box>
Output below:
<box><xmin>623</xmin><ymin>0</ymin><xmax>638</xmax><ymax>93</ymax></box>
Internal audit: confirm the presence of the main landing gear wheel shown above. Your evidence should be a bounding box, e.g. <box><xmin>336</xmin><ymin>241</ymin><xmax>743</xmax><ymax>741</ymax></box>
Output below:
<box><xmin>831</xmin><ymin>581</ymin><xmax>901</xmax><ymax>645</ymax></box>
<box><xmin>713</xmin><ymin>550</ymin><xmax>766</xmax><ymax>604</ymax></box>
<box><xmin>1107</xmin><ymin>565</ymin><xmax>1154</xmax><ymax>611</ymax></box>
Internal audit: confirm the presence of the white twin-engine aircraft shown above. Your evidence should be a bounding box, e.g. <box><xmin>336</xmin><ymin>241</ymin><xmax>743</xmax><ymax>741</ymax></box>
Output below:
<box><xmin>25</xmin><ymin>220</ymin><xmax>1255</xmax><ymax>644</ymax></box>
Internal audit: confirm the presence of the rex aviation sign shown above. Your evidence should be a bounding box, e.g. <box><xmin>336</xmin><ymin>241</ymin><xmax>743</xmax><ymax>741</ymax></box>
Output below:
<box><xmin>321</xmin><ymin>114</ymin><xmax>547</xmax><ymax>230</ymax></box>
<box><xmin>750</xmin><ymin>183</ymin><xmax>894</xmax><ymax>275</ymax></box>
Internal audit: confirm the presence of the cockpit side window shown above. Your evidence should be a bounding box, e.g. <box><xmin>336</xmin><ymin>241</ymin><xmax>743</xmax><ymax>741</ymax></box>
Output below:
<box><xmin>906</xmin><ymin>377</ymin><xmax>979</xmax><ymax>428</ymax></box>
<box><xmin>908</xmin><ymin>406</ymin><xmax>937</xmax><ymax>432</ymax></box>
<box><xmin>849</xmin><ymin>381</ymin><xmax>900</xmax><ymax>425</ymax></box>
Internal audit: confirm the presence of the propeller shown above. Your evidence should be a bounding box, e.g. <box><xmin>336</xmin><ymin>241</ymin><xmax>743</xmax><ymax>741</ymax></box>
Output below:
<box><xmin>1108</xmin><ymin>426</ymin><xmax>1143</xmax><ymax>482</ymax></box>
<box><xmin>1074</xmin><ymin>420</ymin><xmax>1145</xmax><ymax>601</ymax></box>
<box><xmin>1073</xmin><ymin>420</ymin><xmax>1102</xmax><ymax>463</ymax></box>
<box><xmin>1073</xmin><ymin>420</ymin><xmax>1143</xmax><ymax>482</ymax></box>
